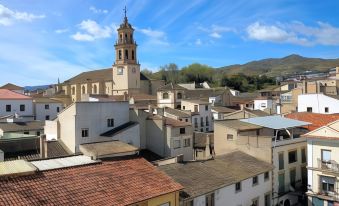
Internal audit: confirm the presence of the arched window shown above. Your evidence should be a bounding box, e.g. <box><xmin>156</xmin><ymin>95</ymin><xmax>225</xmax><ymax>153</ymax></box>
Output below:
<box><xmin>177</xmin><ymin>92</ymin><xmax>182</xmax><ymax>99</ymax></box>
<box><xmin>125</xmin><ymin>49</ymin><xmax>128</xmax><ymax>59</ymax></box>
<box><xmin>82</xmin><ymin>86</ymin><xmax>86</xmax><ymax>94</ymax></box>
<box><xmin>125</xmin><ymin>33</ymin><xmax>128</xmax><ymax>42</ymax></box>
<box><xmin>72</xmin><ymin>87</ymin><xmax>75</xmax><ymax>95</ymax></box>
<box><xmin>118</xmin><ymin>50</ymin><xmax>122</xmax><ymax>60</ymax></box>
<box><xmin>130</xmin><ymin>34</ymin><xmax>133</xmax><ymax>42</ymax></box>
<box><xmin>162</xmin><ymin>92</ymin><xmax>169</xmax><ymax>99</ymax></box>
<box><xmin>132</xmin><ymin>50</ymin><xmax>135</xmax><ymax>60</ymax></box>
<box><xmin>93</xmin><ymin>85</ymin><xmax>97</xmax><ymax>94</ymax></box>
<box><xmin>119</xmin><ymin>34</ymin><xmax>122</xmax><ymax>42</ymax></box>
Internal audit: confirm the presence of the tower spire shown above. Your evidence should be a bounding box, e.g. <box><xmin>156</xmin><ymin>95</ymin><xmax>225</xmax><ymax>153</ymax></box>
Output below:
<box><xmin>123</xmin><ymin>6</ymin><xmax>127</xmax><ymax>18</ymax></box>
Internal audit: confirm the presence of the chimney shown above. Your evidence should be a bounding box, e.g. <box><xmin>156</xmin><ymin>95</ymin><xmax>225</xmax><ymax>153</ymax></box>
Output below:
<box><xmin>148</xmin><ymin>104</ymin><xmax>153</xmax><ymax>115</ymax></box>
<box><xmin>0</xmin><ymin>149</ymin><xmax>4</xmax><ymax>162</ymax></box>
<box><xmin>40</xmin><ymin>135</ymin><xmax>47</xmax><ymax>158</ymax></box>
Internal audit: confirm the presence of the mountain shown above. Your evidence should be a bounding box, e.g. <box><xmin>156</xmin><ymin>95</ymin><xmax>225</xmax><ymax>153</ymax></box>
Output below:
<box><xmin>216</xmin><ymin>54</ymin><xmax>339</xmax><ymax>77</ymax></box>
<box><xmin>24</xmin><ymin>85</ymin><xmax>51</xmax><ymax>91</ymax></box>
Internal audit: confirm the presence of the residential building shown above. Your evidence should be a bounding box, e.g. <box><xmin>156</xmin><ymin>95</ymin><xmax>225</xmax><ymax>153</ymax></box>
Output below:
<box><xmin>303</xmin><ymin>120</ymin><xmax>339</xmax><ymax>205</ymax></box>
<box><xmin>214</xmin><ymin>116</ymin><xmax>310</xmax><ymax>205</ymax></box>
<box><xmin>0</xmin><ymin>89</ymin><xmax>34</xmax><ymax>120</ymax></box>
<box><xmin>158</xmin><ymin>151</ymin><xmax>274</xmax><ymax>206</ymax></box>
<box><xmin>146</xmin><ymin>115</ymin><xmax>194</xmax><ymax>161</ymax></box>
<box><xmin>193</xmin><ymin>132</ymin><xmax>214</xmax><ymax>160</ymax></box>
<box><xmin>164</xmin><ymin>107</ymin><xmax>192</xmax><ymax>123</ymax></box>
<box><xmin>298</xmin><ymin>93</ymin><xmax>339</xmax><ymax>114</ymax></box>
<box><xmin>211</xmin><ymin>106</ymin><xmax>236</xmax><ymax>120</ymax></box>
<box><xmin>253</xmin><ymin>97</ymin><xmax>275</xmax><ymax>112</ymax></box>
<box><xmin>0</xmin><ymin>83</ymin><xmax>24</xmax><ymax>94</ymax></box>
<box><xmin>181</xmin><ymin>99</ymin><xmax>213</xmax><ymax>132</ymax></box>
<box><xmin>0</xmin><ymin>156</ymin><xmax>183</xmax><ymax>206</ymax></box>
<box><xmin>33</xmin><ymin>98</ymin><xmax>63</xmax><ymax>121</ymax></box>
<box><xmin>157</xmin><ymin>83</ymin><xmax>186</xmax><ymax>109</ymax></box>
<box><xmin>45</xmin><ymin>101</ymin><xmax>140</xmax><ymax>153</ymax></box>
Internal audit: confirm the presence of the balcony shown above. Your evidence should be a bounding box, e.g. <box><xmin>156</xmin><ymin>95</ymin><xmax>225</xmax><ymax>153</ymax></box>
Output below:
<box><xmin>317</xmin><ymin>158</ymin><xmax>339</xmax><ymax>174</ymax></box>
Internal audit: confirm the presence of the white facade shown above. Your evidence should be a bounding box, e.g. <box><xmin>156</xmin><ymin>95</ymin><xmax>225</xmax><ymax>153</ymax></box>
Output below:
<box><xmin>254</xmin><ymin>99</ymin><xmax>274</xmax><ymax>111</ymax></box>
<box><xmin>34</xmin><ymin>102</ymin><xmax>63</xmax><ymax>121</ymax></box>
<box><xmin>298</xmin><ymin>93</ymin><xmax>339</xmax><ymax>114</ymax></box>
<box><xmin>45</xmin><ymin>101</ymin><xmax>139</xmax><ymax>153</ymax></box>
<box><xmin>191</xmin><ymin>172</ymin><xmax>272</xmax><ymax>206</ymax></box>
<box><xmin>181</xmin><ymin>100</ymin><xmax>213</xmax><ymax>132</ymax></box>
<box><xmin>0</xmin><ymin>99</ymin><xmax>33</xmax><ymax>117</ymax></box>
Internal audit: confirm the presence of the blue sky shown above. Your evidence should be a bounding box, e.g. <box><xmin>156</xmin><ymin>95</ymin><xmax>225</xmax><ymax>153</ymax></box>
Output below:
<box><xmin>1</xmin><ymin>0</ymin><xmax>339</xmax><ymax>86</ymax></box>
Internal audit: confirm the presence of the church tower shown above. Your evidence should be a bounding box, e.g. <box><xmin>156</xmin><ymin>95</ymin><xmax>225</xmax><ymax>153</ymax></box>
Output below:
<box><xmin>112</xmin><ymin>7</ymin><xmax>140</xmax><ymax>95</ymax></box>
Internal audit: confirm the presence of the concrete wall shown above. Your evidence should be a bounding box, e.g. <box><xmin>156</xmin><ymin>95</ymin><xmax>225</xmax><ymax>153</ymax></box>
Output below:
<box><xmin>35</xmin><ymin>102</ymin><xmax>62</xmax><ymax>121</ymax></box>
<box><xmin>146</xmin><ymin>118</ymin><xmax>165</xmax><ymax>157</ymax></box>
<box><xmin>0</xmin><ymin>99</ymin><xmax>33</xmax><ymax>117</ymax></box>
<box><xmin>298</xmin><ymin>93</ymin><xmax>339</xmax><ymax>114</ymax></box>
<box><xmin>129</xmin><ymin>109</ymin><xmax>148</xmax><ymax>149</ymax></box>
<box><xmin>44</xmin><ymin>120</ymin><xmax>58</xmax><ymax>141</ymax></box>
<box><xmin>166</xmin><ymin>125</ymin><xmax>193</xmax><ymax>161</ymax></box>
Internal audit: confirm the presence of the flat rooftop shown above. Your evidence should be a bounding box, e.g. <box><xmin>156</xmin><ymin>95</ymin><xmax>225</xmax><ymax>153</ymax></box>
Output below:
<box><xmin>240</xmin><ymin>115</ymin><xmax>310</xmax><ymax>129</ymax></box>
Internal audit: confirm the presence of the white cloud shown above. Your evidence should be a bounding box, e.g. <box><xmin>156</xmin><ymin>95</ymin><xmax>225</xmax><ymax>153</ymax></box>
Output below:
<box><xmin>198</xmin><ymin>24</ymin><xmax>235</xmax><ymax>39</ymax></box>
<box><xmin>246</xmin><ymin>21</ymin><xmax>339</xmax><ymax>46</ymax></box>
<box><xmin>71</xmin><ymin>20</ymin><xmax>113</xmax><ymax>41</ymax></box>
<box><xmin>89</xmin><ymin>6</ymin><xmax>108</xmax><ymax>14</ymax></box>
<box><xmin>55</xmin><ymin>28</ymin><xmax>69</xmax><ymax>34</ymax></box>
<box><xmin>137</xmin><ymin>28</ymin><xmax>169</xmax><ymax>46</ymax></box>
<box><xmin>195</xmin><ymin>38</ymin><xmax>202</xmax><ymax>45</ymax></box>
<box><xmin>210</xmin><ymin>32</ymin><xmax>221</xmax><ymax>38</ymax></box>
<box><xmin>0</xmin><ymin>4</ymin><xmax>45</xmax><ymax>26</ymax></box>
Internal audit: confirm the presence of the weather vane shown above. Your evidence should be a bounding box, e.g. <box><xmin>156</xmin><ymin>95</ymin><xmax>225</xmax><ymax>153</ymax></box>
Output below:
<box><xmin>123</xmin><ymin>6</ymin><xmax>127</xmax><ymax>18</ymax></box>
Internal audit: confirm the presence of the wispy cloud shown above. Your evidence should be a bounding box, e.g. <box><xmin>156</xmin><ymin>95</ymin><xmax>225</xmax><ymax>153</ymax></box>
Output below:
<box><xmin>198</xmin><ymin>24</ymin><xmax>236</xmax><ymax>39</ymax></box>
<box><xmin>195</xmin><ymin>38</ymin><xmax>202</xmax><ymax>45</ymax></box>
<box><xmin>55</xmin><ymin>28</ymin><xmax>69</xmax><ymax>34</ymax></box>
<box><xmin>0</xmin><ymin>4</ymin><xmax>45</xmax><ymax>26</ymax></box>
<box><xmin>137</xmin><ymin>27</ymin><xmax>169</xmax><ymax>46</ymax></box>
<box><xmin>71</xmin><ymin>20</ymin><xmax>115</xmax><ymax>41</ymax></box>
<box><xmin>246</xmin><ymin>21</ymin><xmax>339</xmax><ymax>46</ymax></box>
<box><xmin>89</xmin><ymin>6</ymin><xmax>108</xmax><ymax>14</ymax></box>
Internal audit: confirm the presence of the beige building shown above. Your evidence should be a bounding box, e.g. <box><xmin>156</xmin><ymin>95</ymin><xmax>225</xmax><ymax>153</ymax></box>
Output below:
<box><xmin>214</xmin><ymin>116</ymin><xmax>310</xmax><ymax>206</ymax></box>
<box><xmin>304</xmin><ymin>120</ymin><xmax>339</xmax><ymax>206</ymax></box>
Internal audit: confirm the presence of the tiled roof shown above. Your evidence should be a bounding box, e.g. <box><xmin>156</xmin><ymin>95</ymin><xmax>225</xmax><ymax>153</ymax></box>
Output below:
<box><xmin>0</xmin><ymin>89</ymin><xmax>32</xmax><ymax>100</ymax></box>
<box><xmin>211</xmin><ymin>106</ymin><xmax>236</xmax><ymax>113</ymax></box>
<box><xmin>164</xmin><ymin>107</ymin><xmax>191</xmax><ymax>118</ymax></box>
<box><xmin>0</xmin><ymin>83</ymin><xmax>23</xmax><ymax>90</ymax></box>
<box><xmin>33</xmin><ymin>98</ymin><xmax>62</xmax><ymax>103</ymax></box>
<box><xmin>157</xmin><ymin>83</ymin><xmax>186</xmax><ymax>91</ymax></box>
<box><xmin>159</xmin><ymin>151</ymin><xmax>273</xmax><ymax>199</ymax></box>
<box><xmin>285</xmin><ymin>112</ymin><xmax>339</xmax><ymax>131</ymax></box>
<box><xmin>0</xmin><ymin>157</ymin><xmax>183</xmax><ymax>206</ymax></box>
<box><xmin>164</xmin><ymin>117</ymin><xmax>191</xmax><ymax>127</ymax></box>
<box><xmin>0</xmin><ymin>121</ymin><xmax>44</xmax><ymax>132</ymax></box>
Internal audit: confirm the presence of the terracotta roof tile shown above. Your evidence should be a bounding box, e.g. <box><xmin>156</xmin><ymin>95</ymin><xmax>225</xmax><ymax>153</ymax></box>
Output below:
<box><xmin>285</xmin><ymin>112</ymin><xmax>339</xmax><ymax>131</ymax></box>
<box><xmin>0</xmin><ymin>89</ymin><xmax>32</xmax><ymax>100</ymax></box>
<box><xmin>0</xmin><ymin>157</ymin><xmax>183</xmax><ymax>206</ymax></box>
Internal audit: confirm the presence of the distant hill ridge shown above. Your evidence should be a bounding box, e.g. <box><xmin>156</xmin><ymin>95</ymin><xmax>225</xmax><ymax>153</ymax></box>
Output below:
<box><xmin>217</xmin><ymin>54</ymin><xmax>339</xmax><ymax>77</ymax></box>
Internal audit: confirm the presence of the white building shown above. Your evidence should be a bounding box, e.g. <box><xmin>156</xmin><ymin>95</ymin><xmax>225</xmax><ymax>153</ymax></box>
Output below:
<box><xmin>158</xmin><ymin>151</ymin><xmax>273</xmax><ymax>206</ymax></box>
<box><xmin>33</xmin><ymin>98</ymin><xmax>63</xmax><ymax>121</ymax></box>
<box><xmin>298</xmin><ymin>93</ymin><xmax>339</xmax><ymax>114</ymax></box>
<box><xmin>181</xmin><ymin>100</ymin><xmax>213</xmax><ymax>132</ymax></box>
<box><xmin>253</xmin><ymin>97</ymin><xmax>275</xmax><ymax>111</ymax></box>
<box><xmin>44</xmin><ymin>101</ymin><xmax>140</xmax><ymax>153</ymax></box>
<box><xmin>304</xmin><ymin>120</ymin><xmax>339</xmax><ymax>206</ymax></box>
<box><xmin>0</xmin><ymin>89</ymin><xmax>33</xmax><ymax>119</ymax></box>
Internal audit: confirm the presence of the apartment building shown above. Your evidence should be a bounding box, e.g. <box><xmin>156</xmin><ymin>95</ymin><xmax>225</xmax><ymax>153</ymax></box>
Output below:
<box><xmin>158</xmin><ymin>151</ymin><xmax>274</xmax><ymax>206</ymax></box>
<box><xmin>304</xmin><ymin>120</ymin><xmax>339</xmax><ymax>206</ymax></box>
<box><xmin>157</xmin><ymin>83</ymin><xmax>186</xmax><ymax>109</ymax></box>
<box><xmin>214</xmin><ymin>116</ymin><xmax>310</xmax><ymax>206</ymax></box>
<box><xmin>181</xmin><ymin>99</ymin><xmax>213</xmax><ymax>132</ymax></box>
<box><xmin>33</xmin><ymin>98</ymin><xmax>63</xmax><ymax>121</ymax></box>
<box><xmin>298</xmin><ymin>93</ymin><xmax>339</xmax><ymax>114</ymax></box>
<box><xmin>45</xmin><ymin>101</ymin><xmax>140</xmax><ymax>153</ymax></box>
<box><xmin>0</xmin><ymin>89</ymin><xmax>34</xmax><ymax>119</ymax></box>
<box><xmin>211</xmin><ymin>106</ymin><xmax>236</xmax><ymax>120</ymax></box>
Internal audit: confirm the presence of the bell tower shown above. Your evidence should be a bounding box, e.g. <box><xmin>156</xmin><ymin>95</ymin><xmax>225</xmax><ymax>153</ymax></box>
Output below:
<box><xmin>112</xmin><ymin>7</ymin><xmax>140</xmax><ymax>95</ymax></box>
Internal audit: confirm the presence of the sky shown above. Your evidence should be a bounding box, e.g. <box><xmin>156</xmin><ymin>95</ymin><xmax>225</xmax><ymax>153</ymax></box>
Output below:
<box><xmin>1</xmin><ymin>0</ymin><xmax>339</xmax><ymax>86</ymax></box>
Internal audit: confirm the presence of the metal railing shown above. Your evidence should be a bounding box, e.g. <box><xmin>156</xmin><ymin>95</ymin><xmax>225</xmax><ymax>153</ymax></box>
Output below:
<box><xmin>317</xmin><ymin>158</ymin><xmax>339</xmax><ymax>173</ymax></box>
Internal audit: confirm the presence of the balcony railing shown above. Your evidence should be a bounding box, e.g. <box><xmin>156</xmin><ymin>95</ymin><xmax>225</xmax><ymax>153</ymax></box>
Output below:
<box><xmin>206</xmin><ymin>121</ymin><xmax>209</xmax><ymax>126</ymax></box>
<box><xmin>317</xmin><ymin>158</ymin><xmax>339</xmax><ymax>173</ymax></box>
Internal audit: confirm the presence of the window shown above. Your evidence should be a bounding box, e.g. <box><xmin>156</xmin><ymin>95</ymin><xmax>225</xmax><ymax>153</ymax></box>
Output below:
<box><xmin>321</xmin><ymin>176</ymin><xmax>335</xmax><ymax>193</ymax></box>
<box><xmin>325</xmin><ymin>107</ymin><xmax>329</xmax><ymax>113</ymax></box>
<box><xmin>261</xmin><ymin>103</ymin><xmax>267</xmax><ymax>107</ymax></box>
<box><xmin>200</xmin><ymin>128</ymin><xmax>203</xmax><ymax>132</ymax></box>
<box><xmin>182</xmin><ymin>106</ymin><xmax>185</xmax><ymax>110</ymax></box>
<box><xmin>278</xmin><ymin>173</ymin><xmax>285</xmax><ymax>194</ymax></box>
<box><xmin>177</xmin><ymin>92</ymin><xmax>182</xmax><ymax>99</ymax></box>
<box><xmin>81</xmin><ymin>128</ymin><xmax>89</xmax><ymax>137</ymax></box>
<box><xmin>252</xmin><ymin>176</ymin><xmax>258</xmax><ymax>186</ymax></box>
<box><xmin>290</xmin><ymin>168</ymin><xmax>296</xmax><ymax>188</ymax></box>
<box><xmin>173</xmin><ymin>140</ymin><xmax>181</xmax><ymax>149</ymax></box>
<box><xmin>93</xmin><ymin>85</ymin><xmax>97</xmax><ymax>94</ymax></box>
<box><xmin>288</xmin><ymin>150</ymin><xmax>297</xmax><ymax>163</ymax></box>
<box><xmin>307</xmin><ymin>107</ymin><xmax>312</xmax><ymax>112</ymax></box>
<box><xmin>205</xmin><ymin>105</ymin><xmax>208</xmax><ymax>111</ymax></box>
<box><xmin>301</xmin><ymin>148</ymin><xmax>306</xmax><ymax>163</ymax></box>
<box><xmin>264</xmin><ymin>172</ymin><xmax>269</xmax><ymax>181</ymax></box>
<box><xmin>252</xmin><ymin>198</ymin><xmax>259</xmax><ymax>206</ymax></box>
<box><xmin>159</xmin><ymin>203</ymin><xmax>170</xmax><ymax>206</ymax></box>
<box><xmin>36</xmin><ymin>131</ymin><xmax>40</xmax><ymax>136</ymax></box>
<box><xmin>57</xmin><ymin>107</ymin><xmax>60</xmax><ymax>113</ymax></box>
<box><xmin>185</xmin><ymin>119</ymin><xmax>188</xmax><ymax>122</ymax></box>
<box><xmin>132</xmin><ymin>67</ymin><xmax>136</xmax><ymax>73</ymax></box>
<box><xmin>227</xmin><ymin>134</ymin><xmax>234</xmax><ymax>140</ymax></box>
<box><xmin>6</xmin><ymin>105</ymin><xmax>11</xmax><ymax>112</ymax></box>
<box><xmin>118</xmin><ymin>50</ymin><xmax>122</xmax><ymax>59</ymax></box>
<box><xmin>20</xmin><ymin>104</ymin><xmax>25</xmax><ymax>111</ymax></box>
<box><xmin>162</xmin><ymin>92</ymin><xmax>169</xmax><ymax>99</ymax></box>
<box><xmin>200</xmin><ymin>117</ymin><xmax>204</xmax><ymax>127</ymax></box>
<box><xmin>125</xmin><ymin>49</ymin><xmax>128</xmax><ymax>59</ymax></box>
<box><xmin>264</xmin><ymin>193</ymin><xmax>271</xmax><ymax>206</ymax></box>
<box><xmin>206</xmin><ymin>116</ymin><xmax>209</xmax><ymax>126</ymax></box>
<box><xmin>132</xmin><ymin>50</ymin><xmax>135</xmax><ymax>60</ymax></box>
<box><xmin>279</xmin><ymin>152</ymin><xmax>284</xmax><ymax>170</ymax></box>
<box><xmin>117</xmin><ymin>67</ymin><xmax>123</xmax><ymax>75</ymax></box>
<box><xmin>184</xmin><ymin>139</ymin><xmax>190</xmax><ymax>147</ymax></box>
<box><xmin>235</xmin><ymin>182</ymin><xmax>241</xmax><ymax>192</ymax></box>
<box><xmin>45</xmin><ymin>104</ymin><xmax>49</xmax><ymax>109</ymax></box>
<box><xmin>321</xmin><ymin>149</ymin><xmax>331</xmax><ymax>163</ymax></box>
<box><xmin>107</xmin><ymin>118</ymin><xmax>114</xmax><ymax>127</ymax></box>
<box><xmin>82</xmin><ymin>85</ymin><xmax>86</xmax><ymax>94</ymax></box>
<box><xmin>180</xmin><ymin>128</ymin><xmax>185</xmax><ymax>134</ymax></box>
<box><xmin>72</xmin><ymin>87</ymin><xmax>75</xmax><ymax>95</ymax></box>
<box><xmin>205</xmin><ymin>193</ymin><xmax>214</xmax><ymax>206</ymax></box>
<box><xmin>194</xmin><ymin>118</ymin><xmax>198</xmax><ymax>128</ymax></box>
<box><xmin>45</xmin><ymin>115</ymin><xmax>50</xmax><ymax>120</ymax></box>
<box><xmin>24</xmin><ymin>131</ymin><xmax>29</xmax><ymax>134</ymax></box>
<box><xmin>194</xmin><ymin>105</ymin><xmax>198</xmax><ymax>112</ymax></box>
